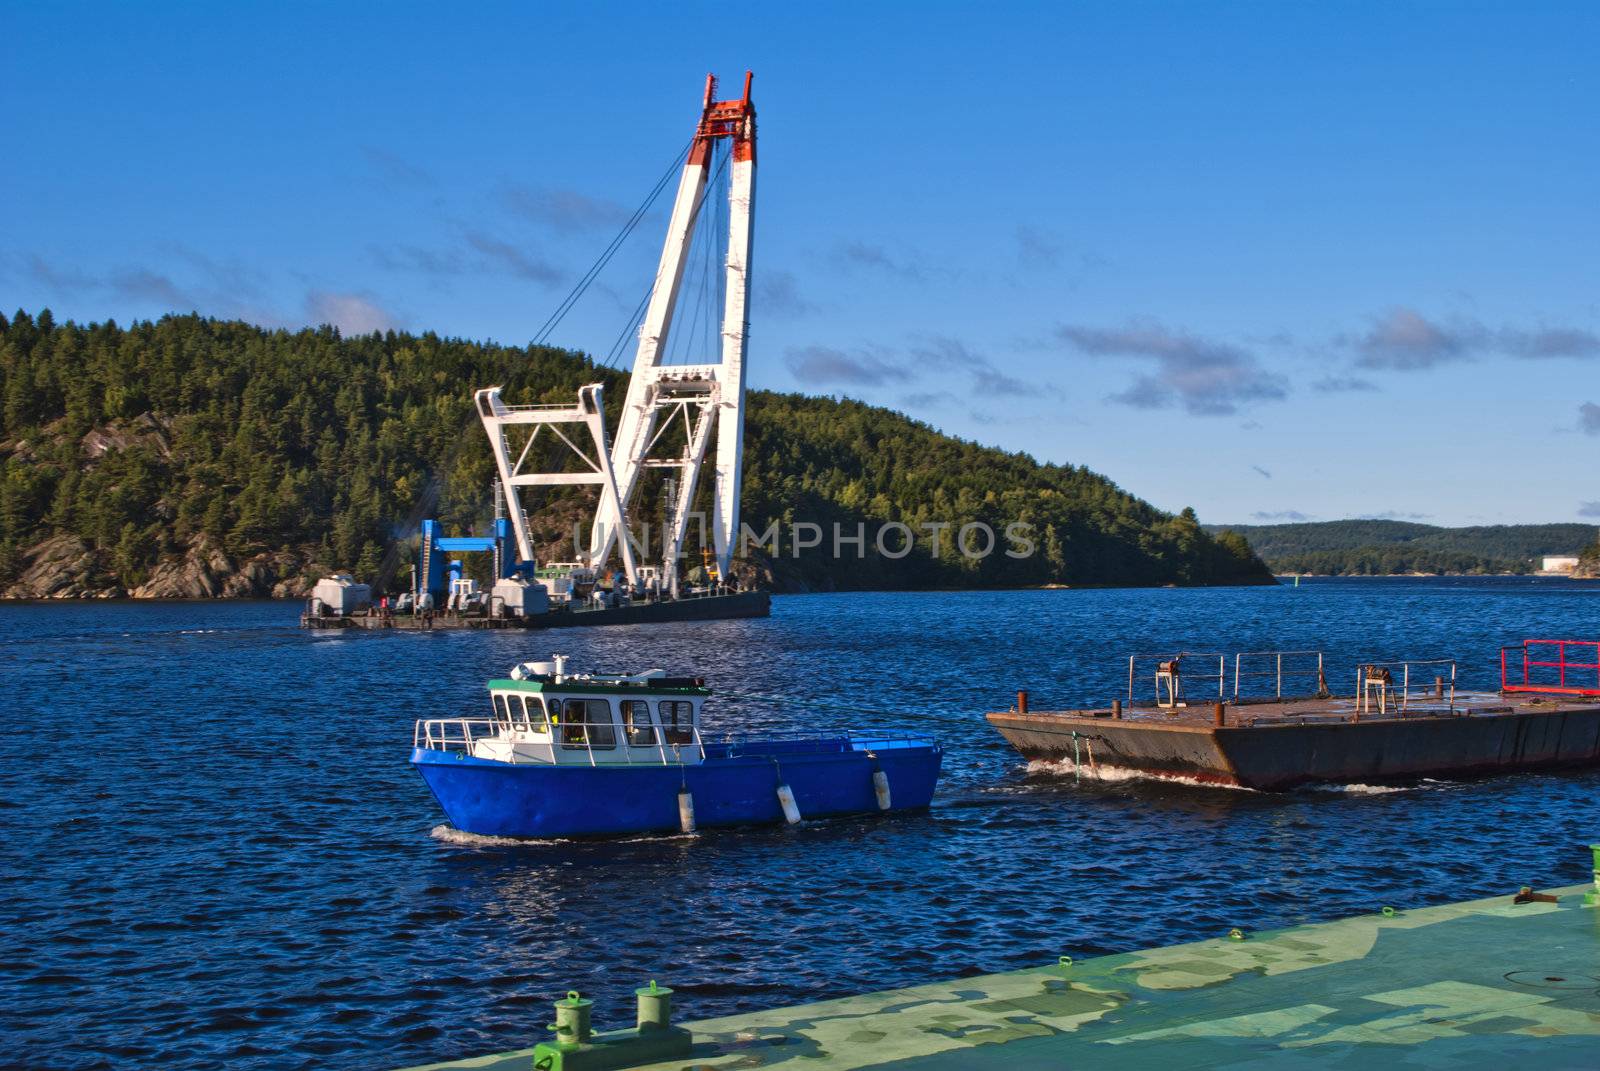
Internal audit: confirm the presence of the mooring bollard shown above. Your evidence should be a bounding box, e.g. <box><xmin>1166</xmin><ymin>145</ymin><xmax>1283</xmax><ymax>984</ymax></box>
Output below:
<box><xmin>636</xmin><ymin>980</ymin><xmax>673</xmax><ymax>1032</ymax></box>
<box><xmin>1017</xmin><ymin>689</ymin><xmax>1030</xmax><ymax>714</ymax></box>
<box><xmin>1213</xmin><ymin>702</ymin><xmax>1226</xmax><ymax>727</ymax></box>
<box><xmin>1111</xmin><ymin>699</ymin><xmax>1122</xmax><ymax>719</ymax></box>
<box><xmin>551</xmin><ymin>991</ymin><xmax>593</xmax><ymax>1046</ymax></box>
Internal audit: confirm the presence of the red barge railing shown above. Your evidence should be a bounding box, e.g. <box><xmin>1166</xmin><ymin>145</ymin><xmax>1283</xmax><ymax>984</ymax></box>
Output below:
<box><xmin>1500</xmin><ymin>639</ymin><xmax>1600</xmax><ymax>697</ymax></box>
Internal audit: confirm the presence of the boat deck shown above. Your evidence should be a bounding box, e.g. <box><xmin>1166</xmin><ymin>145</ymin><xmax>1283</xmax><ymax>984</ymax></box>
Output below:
<box><xmin>398</xmin><ymin>882</ymin><xmax>1600</xmax><ymax>1070</ymax></box>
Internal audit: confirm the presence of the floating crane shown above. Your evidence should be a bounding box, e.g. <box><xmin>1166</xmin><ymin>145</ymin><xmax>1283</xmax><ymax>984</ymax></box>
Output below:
<box><xmin>476</xmin><ymin>72</ymin><xmax>756</xmax><ymax>598</ymax></box>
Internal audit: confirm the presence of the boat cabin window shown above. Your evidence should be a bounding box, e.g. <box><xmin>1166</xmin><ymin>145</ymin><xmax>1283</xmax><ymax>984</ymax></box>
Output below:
<box><xmin>492</xmin><ymin>693</ymin><xmax>512</xmax><ymax>729</ymax></box>
<box><xmin>659</xmin><ymin>700</ymin><xmax>696</xmax><ymax>745</ymax></box>
<box><xmin>621</xmin><ymin>700</ymin><xmax>655</xmax><ymax>747</ymax></box>
<box><xmin>516</xmin><ymin>695</ymin><xmax>549</xmax><ymax>733</ymax></box>
<box><xmin>556</xmin><ymin>698</ymin><xmax>616</xmax><ymax>750</ymax></box>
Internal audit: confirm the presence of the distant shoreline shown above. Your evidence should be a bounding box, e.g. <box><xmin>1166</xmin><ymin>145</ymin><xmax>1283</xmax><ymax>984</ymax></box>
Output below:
<box><xmin>1273</xmin><ymin>572</ymin><xmax>1588</xmax><ymax>579</ymax></box>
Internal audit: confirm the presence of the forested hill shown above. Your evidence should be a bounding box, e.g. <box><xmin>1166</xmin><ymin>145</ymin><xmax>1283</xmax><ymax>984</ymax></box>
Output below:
<box><xmin>1207</xmin><ymin>519</ymin><xmax>1599</xmax><ymax>575</ymax></box>
<box><xmin>0</xmin><ymin>310</ymin><xmax>1271</xmax><ymax>597</ymax></box>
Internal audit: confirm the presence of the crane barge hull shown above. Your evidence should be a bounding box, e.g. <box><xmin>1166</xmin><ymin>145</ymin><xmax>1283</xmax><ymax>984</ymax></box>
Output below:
<box><xmin>302</xmin><ymin>589</ymin><xmax>768</xmax><ymax>631</ymax></box>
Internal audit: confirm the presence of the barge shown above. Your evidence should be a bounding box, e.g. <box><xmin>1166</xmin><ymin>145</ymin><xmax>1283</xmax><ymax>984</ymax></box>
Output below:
<box><xmin>413</xmin><ymin>657</ymin><xmax>942</xmax><ymax>838</ymax></box>
<box><xmin>989</xmin><ymin>641</ymin><xmax>1600</xmax><ymax>790</ymax></box>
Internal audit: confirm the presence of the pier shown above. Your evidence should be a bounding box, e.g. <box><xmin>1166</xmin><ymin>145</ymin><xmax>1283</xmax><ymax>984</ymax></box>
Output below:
<box><xmin>399</xmin><ymin>875</ymin><xmax>1600</xmax><ymax>1070</ymax></box>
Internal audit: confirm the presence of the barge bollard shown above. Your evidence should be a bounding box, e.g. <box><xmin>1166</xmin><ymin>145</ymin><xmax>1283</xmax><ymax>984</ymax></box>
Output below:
<box><xmin>636</xmin><ymin>980</ymin><xmax>673</xmax><ymax>1031</ymax></box>
<box><xmin>1111</xmin><ymin>699</ymin><xmax>1122</xmax><ymax>719</ymax></box>
<box><xmin>1213</xmin><ymin>702</ymin><xmax>1226</xmax><ymax>727</ymax></box>
<box><xmin>1017</xmin><ymin>690</ymin><xmax>1030</xmax><ymax>714</ymax></box>
<box><xmin>676</xmin><ymin>789</ymin><xmax>696</xmax><ymax>834</ymax></box>
<box><xmin>550</xmin><ymin>991</ymin><xmax>593</xmax><ymax>1046</ymax></box>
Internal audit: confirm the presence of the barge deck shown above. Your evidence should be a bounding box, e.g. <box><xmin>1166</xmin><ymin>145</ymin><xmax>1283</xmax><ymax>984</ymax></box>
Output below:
<box><xmin>399</xmin><ymin>872</ymin><xmax>1600</xmax><ymax>1070</ymax></box>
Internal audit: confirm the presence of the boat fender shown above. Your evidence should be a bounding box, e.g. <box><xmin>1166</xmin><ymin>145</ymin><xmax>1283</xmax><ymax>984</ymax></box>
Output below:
<box><xmin>776</xmin><ymin>783</ymin><xmax>801</xmax><ymax>825</ymax></box>
<box><xmin>872</xmin><ymin>769</ymin><xmax>892</xmax><ymax>811</ymax></box>
<box><xmin>677</xmin><ymin>789</ymin><xmax>696</xmax><ymax>834</ymax></box>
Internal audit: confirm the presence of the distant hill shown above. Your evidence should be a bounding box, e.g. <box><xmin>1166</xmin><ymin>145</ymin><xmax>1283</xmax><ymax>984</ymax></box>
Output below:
<box><xmin>0</xmin><ymin>310</ymin><xmax>1272</xmax><ymax>597</ymax></box>
<box><xmin>1206</xmin><ymin>519</ymin><xmax>1599</xmax><ymax>575</ymax></box>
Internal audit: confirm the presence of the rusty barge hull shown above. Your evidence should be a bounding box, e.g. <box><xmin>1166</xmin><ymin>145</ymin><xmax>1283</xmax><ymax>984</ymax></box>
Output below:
<box><xmin>987</xmin><ymin>694</ymin><xmax>1600</xmax><ymax>790</ymax></box>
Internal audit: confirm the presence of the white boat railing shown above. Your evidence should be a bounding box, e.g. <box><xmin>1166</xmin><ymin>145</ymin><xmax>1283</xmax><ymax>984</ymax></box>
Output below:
<box><xmin>414</xmin><ymin>718</ymin><xmax>497</xmax><ymax>752</ymax></box>
<box><xmin>558</xmin><ymin>722</ymin><xmax>706</xmax><ymax>768</ymax></box>
<box><xmin>706</xmin><ymin>728</ymin><xmax>939</xmax><ymax>756</ymax></box>
<box><xmin>414</xmin><ymin>720</ymin><xmax>936</xmax><ymax>765</ymax></box>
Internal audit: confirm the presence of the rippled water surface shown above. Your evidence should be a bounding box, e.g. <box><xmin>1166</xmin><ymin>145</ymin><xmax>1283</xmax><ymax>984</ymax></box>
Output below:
<box><xmin>5</xmin><ymin>578</ymin><xmax>1599</xmax><ymax>1070</ymax></box>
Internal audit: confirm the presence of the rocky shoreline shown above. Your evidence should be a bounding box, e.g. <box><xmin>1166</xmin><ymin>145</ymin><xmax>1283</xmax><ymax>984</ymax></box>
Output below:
<box><xmin>3</xmin><ymin>533</ymin><xmax>316</xmax><ymax>600</ymax></box>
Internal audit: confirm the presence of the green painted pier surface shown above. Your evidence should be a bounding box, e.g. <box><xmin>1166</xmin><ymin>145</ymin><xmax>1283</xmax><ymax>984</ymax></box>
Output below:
<box><xmin>402</xmin><ymin>884</ymin><xmax>1600</xmax><ymax>1071</ymax></box>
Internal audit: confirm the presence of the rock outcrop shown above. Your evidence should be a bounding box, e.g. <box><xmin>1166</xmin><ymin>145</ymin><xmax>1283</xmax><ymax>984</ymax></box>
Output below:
<box><xmin>3</xmin><ymin>532</ymin><xmax>316</xmax><ymax>600</ymax></box>
<box><xmin>79</xmin><ymin>413</ymin><xmax>173</xmax><ymax>460</ymax></box>
<box><xmin>130</xmin><ymin>538</ymin><xmax>312</xmax><ymax>599</ymax></box>
<box><xmin>129</xmin><ymin>536</ymin><xmax>236</xmax><ymax>598</ymax></box>
<box><xmin>5</xmin><ymin>534</ymin><xmax>121</xmax><ymax>598</ymax></box>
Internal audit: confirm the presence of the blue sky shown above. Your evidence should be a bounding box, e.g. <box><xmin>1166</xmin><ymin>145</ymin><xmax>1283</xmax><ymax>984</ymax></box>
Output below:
<box><xmin>4</xmin><ymin>1</ymin><xmax>1597</xmax><ymax>529</ymax></box>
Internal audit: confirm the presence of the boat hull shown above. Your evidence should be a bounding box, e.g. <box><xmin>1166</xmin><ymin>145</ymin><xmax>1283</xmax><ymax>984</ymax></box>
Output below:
<box><xmin>413</xmin><ymin>738</ymin><xmax>942</xmax><ymax>838</ymax></box>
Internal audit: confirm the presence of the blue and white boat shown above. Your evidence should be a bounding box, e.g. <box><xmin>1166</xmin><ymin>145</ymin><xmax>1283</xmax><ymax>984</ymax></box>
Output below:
<box><xmin>411</xmin><ymin>657</ymin><xmax>943</xmax><ymax>838</ymax></box>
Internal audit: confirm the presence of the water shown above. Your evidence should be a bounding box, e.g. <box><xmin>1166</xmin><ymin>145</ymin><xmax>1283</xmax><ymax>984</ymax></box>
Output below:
<box><xmin>3</xmin><ymin>578</ymin><xmax>1598</xmax><ymax>1070</ymax></box>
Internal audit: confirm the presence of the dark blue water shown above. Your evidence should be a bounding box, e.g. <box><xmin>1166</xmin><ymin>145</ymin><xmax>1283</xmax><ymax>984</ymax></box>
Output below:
<box><xmin>4</xmin><ymin>578</ymin><xmax>1599</xmax><ymax>1070</ymax></box>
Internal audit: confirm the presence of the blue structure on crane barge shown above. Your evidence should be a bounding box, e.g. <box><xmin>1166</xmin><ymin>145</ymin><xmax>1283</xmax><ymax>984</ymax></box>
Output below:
<box><xmin>416</xmin><ymin>517</ymin><xmax>521</xmax><ymax>605</ymax></box>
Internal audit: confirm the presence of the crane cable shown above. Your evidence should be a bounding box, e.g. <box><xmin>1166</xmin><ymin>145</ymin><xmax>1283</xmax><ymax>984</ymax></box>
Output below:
<box><xmin>601</xmin><ymin>141</ymin><xmax>733</xmax><ymax>370</ymax></box>
<box><xmin>531</xmin><ymin>138</ymin><xmax>693</xmax><ymax>348</ymax></box>
<box><xmin>374</xmin><ymin>139</ymin><xmax>695</xmax><ymax>593</ymax></box>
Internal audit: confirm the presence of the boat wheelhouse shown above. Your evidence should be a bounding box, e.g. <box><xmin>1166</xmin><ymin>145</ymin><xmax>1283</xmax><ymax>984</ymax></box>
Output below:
<box><xmin>412</xmin><ymin>657</ymin><xmax>943</xmax><ymax>838</ymax></box>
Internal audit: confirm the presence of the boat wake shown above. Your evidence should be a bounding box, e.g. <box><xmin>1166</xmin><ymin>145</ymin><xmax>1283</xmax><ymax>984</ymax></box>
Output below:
<box><xmin>1301</xmin><ymin>779</ymin><xmax>1448</xmax><ymax>795</ymax></box>
<box><xmin>429</xmin><ymin>824</ymin><xmax>565</xmax><ymax>847</ymax></box>
<box><xmin>1023</xmin><ymin>758</ymin><xmax>1258</xmax><ymax>792</ymax></box>
<box><xmin>429</xmin><ymin>824</ymin><xmax>701</xmax><ymax>847</ymax></box>
<box><xmin>1022</xmin><ymin>760</ymin><xmax>1449</xmax><ymax>796</ymax></box>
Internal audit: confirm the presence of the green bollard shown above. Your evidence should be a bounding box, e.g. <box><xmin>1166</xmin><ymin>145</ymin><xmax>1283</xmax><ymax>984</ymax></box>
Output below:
<box><xmin>635</xmin><ymin>980</ymin><xmax>673</xmax><ymax>1032</ymax></box>
<box><xmin>550</xmin><ymin>990</ymin><xmax>592</xmax><ymax>1047</ymax></box>
<box><xmin>1587</xmin><ymin>844</ymin><xmax>1600</xmax><ymax>907</ymax></box>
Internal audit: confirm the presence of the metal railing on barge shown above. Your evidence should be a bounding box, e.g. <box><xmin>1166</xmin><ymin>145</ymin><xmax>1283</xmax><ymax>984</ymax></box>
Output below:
<box><xmin>1127</xmin><ymin>650</ymin><xmax>1329</xmax><ymax>707</ymax></box>
<box><xmin>1123</xmin><ymin>649</ymin><xmax>1462</xmax><ymax>715</ymax></box>
<box><xmin>1501</xmin><ymin>639</ymin><xmax>1600</xmax><ymax>697</ymax></box>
